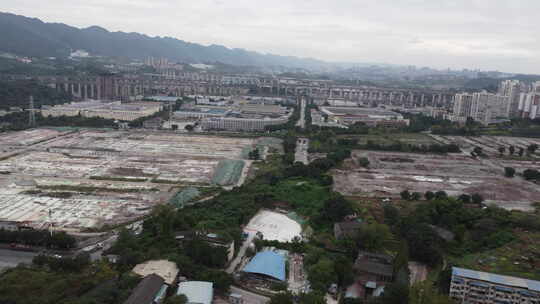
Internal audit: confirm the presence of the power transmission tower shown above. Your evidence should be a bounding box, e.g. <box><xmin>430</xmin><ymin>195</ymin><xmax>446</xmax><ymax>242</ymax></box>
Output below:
<box><xmin>28</xmin><ymin>95</ymin><xmax>36</xmax><ymax>127</ymax></box>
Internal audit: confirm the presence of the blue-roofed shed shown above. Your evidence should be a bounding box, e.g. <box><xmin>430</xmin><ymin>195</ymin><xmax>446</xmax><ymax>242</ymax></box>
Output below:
<box><xmin>243</xmin><ymin>250</ymin><xmax>286</xmax><ymax>281</ymax></box>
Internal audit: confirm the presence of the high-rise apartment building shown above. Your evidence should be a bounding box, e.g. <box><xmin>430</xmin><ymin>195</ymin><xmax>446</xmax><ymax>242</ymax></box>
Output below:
<box><xmin>451</xmin><ymin>91</ymin><xmax>510</xmax><ymax>124</ymax></box>
<box><xmin>518</xmin><ymin>92</ymin><xmax>540</xmax><ymax>119</ymax></box>
<box><xmin>498</xmin><ymin>80</ymin><xmax>525</xmax><ymax>117</ymax></box>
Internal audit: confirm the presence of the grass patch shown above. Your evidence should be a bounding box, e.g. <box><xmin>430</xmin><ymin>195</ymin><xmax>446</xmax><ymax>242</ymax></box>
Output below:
<box><xmin>450</xmin><ymin>231</ymin><xmax>540</xmax><ymax>280</ymax></box>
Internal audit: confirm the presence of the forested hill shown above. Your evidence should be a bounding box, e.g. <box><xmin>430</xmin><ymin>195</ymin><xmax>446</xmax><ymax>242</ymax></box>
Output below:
<box><xmin>0</xmin><ymin>12</ymin><xmax>326</xmax><ymax>69</ymax></box>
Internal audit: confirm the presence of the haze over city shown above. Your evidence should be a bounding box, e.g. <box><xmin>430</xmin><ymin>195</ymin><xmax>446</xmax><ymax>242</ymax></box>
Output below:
<box><xmin>4</xmin><ymin>0</ymin><xmax>540</xmax><ymax>74</ymax></box>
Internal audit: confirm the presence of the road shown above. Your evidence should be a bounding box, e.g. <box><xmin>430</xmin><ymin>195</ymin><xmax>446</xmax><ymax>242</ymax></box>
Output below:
<box><xmin>295</xmin><ymin>138</ymin><xmax>309</xmax><ymax>165</ymax></box>
<box><xmin>226</xmin><ymin>232</ymin><xmax>255</xmax><ymax>273</ymax></box>
<box><xmin>230</xmin><ymin>286</ymin><xmax>270</xmax><ymax>304</ymax></box>
<box><xmin>77</xmin><ymin>233</ymin><xmax>119</xmax><ymax>262</ymax></box>
<box><xmin>0</xmin><ymin>248</ymin><xmax>38</xmax><ymax>270</ymax></box>
<box><xmin>296</xmin><ymin>97</ymin><xmax>306</xmax><ymax>129</ymax></box>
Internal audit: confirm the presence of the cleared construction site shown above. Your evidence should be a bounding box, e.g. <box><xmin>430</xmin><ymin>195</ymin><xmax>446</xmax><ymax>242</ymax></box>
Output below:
<box><xmin>334</xmin><ymin>147</ymin><xmax>540</xmax><ymax>211</ymax></box>
<box><xmin>0</xmin><ymin>128</ymin><xmax>259</xmax><ymax>231</ymax></box>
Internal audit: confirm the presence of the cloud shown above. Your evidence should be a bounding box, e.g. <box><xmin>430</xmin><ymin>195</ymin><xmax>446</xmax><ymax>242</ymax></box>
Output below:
<box><xmin>3</xmin><ymin>0</ymin><xmax>540</xmax><ymax>73</ymax></box>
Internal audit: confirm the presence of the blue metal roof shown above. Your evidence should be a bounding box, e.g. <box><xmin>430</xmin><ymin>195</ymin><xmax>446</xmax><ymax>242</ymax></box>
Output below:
<box><xmin>243</xmin><ymin>250</ymin><xmax>286</xmax><ymax>281</ymax></box>
<box><xmin>452</xmin><ymin>267</ymin><xmax>540</xmax><ymax>292</ymax></box>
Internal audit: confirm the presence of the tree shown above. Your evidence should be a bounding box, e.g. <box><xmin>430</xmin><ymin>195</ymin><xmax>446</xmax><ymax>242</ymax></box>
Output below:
<box><xmin>357</xmin><ymin>157</ymin><xmax>370</xmax><ymax>168</ymax></box>
<box><xmin>320</xmin><ymin>193</ymin><xmax>353</xmax><ymax>223</ymax></box>
<box><xmin>374</xmin><ymin>282</ymin><xmax>410</xmax><ymax>304</ymax></box>
<box><xmin>504</xmin><ymin>167</ymin><xmax>515</xmax><ymax>178</ymax></box>
<box><xmin>527</xmin><ymin>143</ymin><xmax>539</xmax><ymax>154</ymax></box>
<box><xmin>299</xmin><ymin>292</ymin><xmax>326</xmax><ymax>304</ymax></box>
<box><xmin>248</xmin><ymin>148</ymin><xmax>260</xmax><ymax>160</ymax></box>
<box><xmin>357</xmin><ymin>223</ymin><xmax>393</xmax><ymax>251</ymax></box>
<box><xmin>400</xmin><ymin>190</ymin><xmax>411</xmax><ymax>200</ymax></box>
<box><xmin>269</xmin><ymin>292</ymin><xmax>294</xmax><ymax>304</ymax></box>
<box><xmin>409</xmin><ymin>282</ymin><xmax>454</xmax><ymax>304</ymax></box>
<box><xmin>523</xmin><ymin>169</ymin><xmax>540</xmax><ymax>181</ymax></box>
<box><xmin>424</xmin><ymin>191</ymin><xmax>435</xmax><ymax>200</ymax></box>
<box><xmin>307</xmin><ymin>258</ymin><xmax>336</xmax><ymax>292</ymax></box>
<box><xmin>334</xmin><ymin>255</ymin><xmax>354</xmax><ymax>287</ymax></box>
<box><xmin>458</xmin><ymin>194</ymin><xmax>471</xmax><ymax>203</ymax></box>
<box><xmin>473</xmin><ymin>146</ymin><xmax>483</xmax><ymax>156</ymax></box>
<box><xmin>383</xmin><ymin>204</ymin><xmax>400</xmax><ymax>226</ymax></box>
<box><xmin>498</xmin><ymin>146</ymin><xmax>505</xmax><ymax>156</ymax></box>
<box><xmin>165</xmin><ymin>295</ymin><xmax>188</xmax><ymax>304</ymax></box>
<box><xmin>471</xmin><ymin>193</ymin><xmax>484</xmax><ymax>205</ymax></box>
<box><xmin>411</xmin><ymin>192</ymin><xmax>422</xmax><ymax>201</ymax></box>
<box><xmin>509</xmin><ymin>145</ymin><xmax>515</xmax><ymax>155</ymax></box>
<box><xmin>434</xmin><ymin>191</ymin><xmax>447</xmax><ymax>200</ymax></box>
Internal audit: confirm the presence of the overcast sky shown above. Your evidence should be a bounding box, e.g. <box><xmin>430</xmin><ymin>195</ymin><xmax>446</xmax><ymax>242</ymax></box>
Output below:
<box><xmin>4</xmin><ymin>0</ymin><xmax>540</xmax><ymax>74</ymax></box>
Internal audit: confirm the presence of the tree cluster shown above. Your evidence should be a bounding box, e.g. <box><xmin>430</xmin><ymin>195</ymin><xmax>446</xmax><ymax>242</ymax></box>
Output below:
<box><xmin>0</xmin><ymin>229</ymin><xmax>76</xmax><ymax>249</ymax></box>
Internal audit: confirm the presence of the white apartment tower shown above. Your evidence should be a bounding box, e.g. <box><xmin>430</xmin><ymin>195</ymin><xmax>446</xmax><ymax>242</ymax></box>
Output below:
<box><xmin>498</xmin><ymin>80</ymin><xmax>525</xmax><ymax>117</ymax></box>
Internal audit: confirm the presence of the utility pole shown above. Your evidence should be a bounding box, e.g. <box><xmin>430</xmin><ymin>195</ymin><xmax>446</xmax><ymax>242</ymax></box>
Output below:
<box><xmin>28</xmin><ymin>95</ymin><xmax>36</xmax><ymax>127</ymax></box>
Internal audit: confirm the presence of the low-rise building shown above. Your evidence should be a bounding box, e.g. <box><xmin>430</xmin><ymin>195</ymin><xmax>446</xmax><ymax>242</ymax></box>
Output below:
<box><xmin>450</xmin><ymin>267</ymin><xmax>540</xmax><ymax>304</ymax></box>
<box><xmin>200</xmin><ymin>117</ymin><xmax>288</xmax><ymax>132</ymax></box>
<box><xmin>321</xmin><ymin>107</ymin><xmax>410</xmax><ymax>127</ymax></box>
<box><xmin>41</xmin><ymin>100</ymin><xmax>163</xmax><ymax>121</ymax></box>
<box><xmin>242</xmin><ymin>250</ymin><xmax>287</xmax><ymax>283</ymax></box>
<box><xmin>132</xmin><ymin>260</ymin><xmax>179</xmax><ymax>285</ymax></box>
<box><xmin>351</xmin><ymin>251</ymin><xmax>394</xmax><ymax>300</ymax></box>
<box><xmin>176</xmin><ymin>281</ymin><xmax>214</xmax><ymax>304</ymax></box>
<box><xmin>124</xmin><ymin>274</ymin><xmax>167</xmax><ymax>304</ymax></box>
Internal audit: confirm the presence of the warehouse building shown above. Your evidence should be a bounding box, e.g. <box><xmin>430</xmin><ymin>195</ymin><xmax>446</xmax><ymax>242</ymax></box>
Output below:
<box><xmin>41</xmin><ymin>100</ymin><xmax>162</xmax><ymax>121</ymax></box>
<box><xmin>321</xmin><ymin>107</ymin><xmax>409</xmax><ymax>127</ymax></box>
<box><xmin>450</xmin><ymin>267</ymin><xmax>540</xmax><ymax>303</ymax></box>
<box><xmin>200</xmin><ymin>117</ymin><xmax>288</xmax><ymax>132</ymax></box>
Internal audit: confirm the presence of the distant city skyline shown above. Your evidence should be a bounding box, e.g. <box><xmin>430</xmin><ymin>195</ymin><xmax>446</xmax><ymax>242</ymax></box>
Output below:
<box><xmin>3</xmin><ymin>0</ymin><xmax>540</xmax><ymax>74</ymax></box>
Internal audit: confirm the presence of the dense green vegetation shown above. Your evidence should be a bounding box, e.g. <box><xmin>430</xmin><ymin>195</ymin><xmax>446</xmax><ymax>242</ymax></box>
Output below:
<box><xmin>0</xmin><ymin>80</ymin><xmax>71</xmax><ymax>109</ymax></box>
<box><xmin>0</xmin><ymin>229</ymin><xmax>76</xmax><ymax>249</ymax></box>
<box><xmin>0</xmin><ymin>261</ymin><xmax>139</xmax><ymax>304</ymax></box>
<box><xmin>0</xmin><ymin>112</ymin><xmax>118</xmax><ymax>131</ymax></box>
<box><xmin>307</xmin><ymin>127</ymin><xmax>460</xmax><ymax>154</ymax></box>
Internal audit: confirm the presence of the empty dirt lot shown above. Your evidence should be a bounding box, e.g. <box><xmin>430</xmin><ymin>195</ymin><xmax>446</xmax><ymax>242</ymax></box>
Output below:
<box><xmin>334</xmin><ymin>150</ymin><xmax>540</xmax><ymax>210</ymax></box>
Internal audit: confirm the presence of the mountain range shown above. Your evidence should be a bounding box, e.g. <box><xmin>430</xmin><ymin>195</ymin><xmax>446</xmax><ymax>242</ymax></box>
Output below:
<box><xmin>0</xmin><ymin>12</ymin><xmax>328</xmax><ymax>69</ymax></box>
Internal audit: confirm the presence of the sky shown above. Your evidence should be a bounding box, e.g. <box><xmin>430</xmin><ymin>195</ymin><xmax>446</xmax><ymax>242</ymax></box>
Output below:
<box><xmin>3</xmin><ymin>0</ymin><xmax>540</xmax><ymax>74</ymax></box>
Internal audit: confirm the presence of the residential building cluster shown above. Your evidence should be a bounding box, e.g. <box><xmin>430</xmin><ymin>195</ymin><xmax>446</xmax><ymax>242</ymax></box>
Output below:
<box><xmin>450</xmin><ymin>80</ymin><xmax>540</xmax><ymax>124</ymax></box>
<box><xmin>450</xmin><ymin>91</ymin><xmax>510</xmax><ymax>125</ymax></box>
<box><xmin>518</xmin><ymin>81</ymin><xmax>540</xmax><ymax>120</ymax></box>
